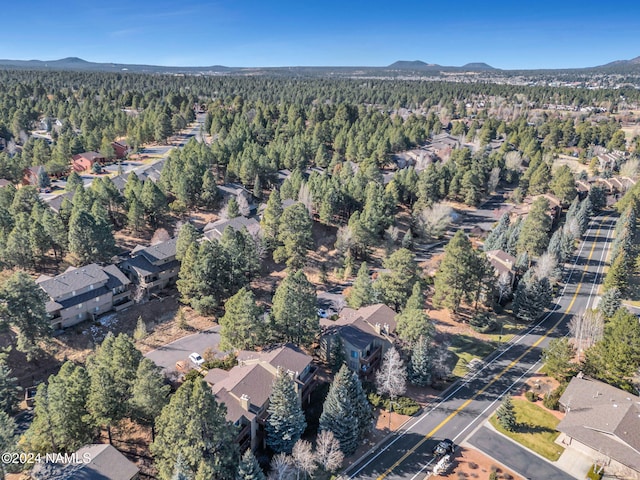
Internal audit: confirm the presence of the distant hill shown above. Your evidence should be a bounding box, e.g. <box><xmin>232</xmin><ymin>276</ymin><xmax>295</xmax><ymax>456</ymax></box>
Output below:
<box><xmin>0</xmin><ymin>57</ymin><xmax>233</xmax><ymax>74</ymax></box>
<box><xmin>594</xmin><ymin>55</ymin><xmax>640</xmax><ymax>72</ymax></box>
<box><xmin>461</xmin><ymin>62</ymin><xmax>496</xmax><ymax>71</ymax></box>
<box><xmin>387</xmin><ymin>60</ymin><xmax>496</xmax><ymax>72</ymax></box>
<box><xmin>387</xmin><ymin>60</ymin><xmax>440</xmax><ymax>69</ymax></box>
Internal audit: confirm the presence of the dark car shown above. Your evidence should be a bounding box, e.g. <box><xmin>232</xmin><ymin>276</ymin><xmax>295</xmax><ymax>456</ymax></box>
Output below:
<box><xmin>432</xmin><ymin>439</ymin><xmax>455</xmax><ymax>457</ymax></box>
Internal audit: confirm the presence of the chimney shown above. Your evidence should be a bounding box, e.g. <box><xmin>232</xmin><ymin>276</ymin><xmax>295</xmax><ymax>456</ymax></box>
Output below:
<box><xmin>240</xmin><ymin>394</ymin><xmax>250</xmax><ymax>411</ymax></box>
<box><xmin>383</xmin><ymin>323</ymin><xmax>390</xmax><ymax>334</ymax></box>
<box><xmin>374</xmin><ymin>323</ymin><xmax>381</xmax><ymax>334</ymax></box>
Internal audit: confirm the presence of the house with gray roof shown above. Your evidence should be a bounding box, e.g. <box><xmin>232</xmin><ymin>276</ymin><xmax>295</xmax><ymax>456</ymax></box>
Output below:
<box><xmin>119</xmin><ymin>237</ymin><xmax>179</xmax><ymax>297</ymax></box>
<box><xmin>37</xmin><ymin>264</ymin><xmax>131</xmax><ymax>329</ymax></box>
<box><xmin>319</xmin><ymin>303</ymin><xmax>397</xmax><ymax>379</ymax></box>
<box><xmin>202</xmin><ymin>216</ymin><xmax>261</xmax><ymax>242</ymax></box>
<box><xmin>31</xmin><ymin>443</ymin><xmax>139</xmax><ymax>480</ymax></box>
<box><xmin>204</xmin><ymin>344</ymin><xmax>317</xmax><ymax>452</ymax></box>
<box><xmin>557</xmin><ymin>374</ymin><xmax>640</xmax><ymax>479</ymax></box>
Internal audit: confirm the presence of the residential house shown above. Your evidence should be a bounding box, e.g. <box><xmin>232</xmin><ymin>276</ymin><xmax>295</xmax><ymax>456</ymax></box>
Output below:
<box><xmin>484</xmin><ymin>250</ymin><xmax>517</xmax><ymax>287</ymax></box>
<box><xmin>31</xmin><ymin>443</ymin><xmax>139</xmax><ymax>480</ymax></box>
<box><xmin>44</xmin><ymin>191</ymin><xmax>74</xmax><ymax>214</ymax></box>
<box><xmin>71</xmin><ymin>152</ymin><xmax>106</xmax><ymax>173</ymax></box>
<box><xmin>202</xmin><ymin>216</ymin><xmax>261</xmax><ymax>242</ymax></box>
<box><xmin>37</xmin><ymin>264</ymin><xmax>132</xmax><ymax>329</ymax></box>
<box><xmin>510</xmin><ymin>193</ymin><xmax>562</xmax><ymax>224</ymax></box>
<box><xmin>22</xmin><ymin>166</ymin><xmax>46</xmax><ymax>187</ymax></box>
<box><xmin>111</xmin><ymin>140</ymin><xmax>130</xmax><ymax>159</ymax></box>
<box><xmin>119</xmin><ymin>237</ymin><xmax>179</xmax><ymax>297</ymax></box>
<box><xmin>320</xmin><ymin>303</ymin><xmax>397</xmax><ymax>379</ymax></box>
<box><xmin>557</xmin><ymin>374</ymin><xmax>640</xmax><ymax>479</ymax></box>
<box><xmin>204</xmin><ymin>344</ymin><xmax>317</xmax><ymax>451</ymax></box>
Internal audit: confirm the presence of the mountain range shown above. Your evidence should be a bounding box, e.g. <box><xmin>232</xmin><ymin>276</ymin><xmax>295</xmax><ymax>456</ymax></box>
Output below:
<box><xmin>0</xmin><ymin>56</ymin><xmax>638</xmax><ymax>75</ymax></box>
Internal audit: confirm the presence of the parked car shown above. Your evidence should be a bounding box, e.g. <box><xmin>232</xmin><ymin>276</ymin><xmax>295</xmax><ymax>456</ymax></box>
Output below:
<box><xmin>432</xmin><ymin>439</ymin><xmax>455</xmax><ymax>457</ymax></box>
<box><xmin>188</xmin><ymin>352</ymin><xmax>205</xmax><ymax>366</ymax></box>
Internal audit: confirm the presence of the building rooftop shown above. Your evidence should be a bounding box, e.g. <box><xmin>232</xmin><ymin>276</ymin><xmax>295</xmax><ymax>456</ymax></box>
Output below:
<box><xmin>37</xmin><ymin>264</ymin><xmax>109</xmax><ymax>300</ymax></box>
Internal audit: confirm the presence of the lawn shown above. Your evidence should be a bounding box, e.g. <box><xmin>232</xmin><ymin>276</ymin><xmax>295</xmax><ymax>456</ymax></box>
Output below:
<box><xmin>489</xmin><ymin>399</ymin><xmax>564</xmax><ymax>461</ymax></box>
<box><xmin>448</xmin><ymin>334</ymin><xmax>496</xmax><ymax>378</ymax></box>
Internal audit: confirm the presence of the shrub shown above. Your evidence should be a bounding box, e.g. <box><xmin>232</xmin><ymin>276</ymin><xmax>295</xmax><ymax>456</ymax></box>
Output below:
<box><xmin>525</xmin><ymin>390</ymin><xmax>538</xmax><ymax>402</ymax></box>
<box><xmin>366</xmin><ymin>394</ymin><xmax>421</xmax><ymax>416</ymax></box>
<box><xmin>183</xmin><ymin>370</ymin><xmax>203</xmax><ymax>382</ymax></box>
<box><xmin>543</xmin><ymin>383</ymin><xmax>567</xmax><ymax>410</ymax></box>
<box><xmin>203</xmin><ymin>353</ymin><xmax>238</xmax><ymax>371</ymax></box>
<box><xmin>586</xmin><ymin>465</ymin><xmax>603</xmax><ymax>480</ymax></box>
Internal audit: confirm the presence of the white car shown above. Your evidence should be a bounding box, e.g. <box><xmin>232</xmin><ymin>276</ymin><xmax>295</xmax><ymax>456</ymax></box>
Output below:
<box><xmin>188</xmin><ymin>352</ymin><xmax>204</xmax><ymax>366</ymax></box>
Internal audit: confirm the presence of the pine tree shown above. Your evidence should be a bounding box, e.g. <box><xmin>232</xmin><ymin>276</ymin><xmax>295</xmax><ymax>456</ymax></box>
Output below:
<box><xmin>171</xmin><ymin>454</ymin><xmax>193</xmax><ymax>480</ymax></box>
<box><xmin>0</xmin><ymin>270</ymin><xmax>51</xmax><ymax>360</ymax></box>
<box><xmin>236</xmin><ymin>449</ymin><xmax>266</xmax><ymax>480</ymax></box>
<box><xmin>226</xmin><ymin>197</ymin><xmax>240</xmax><ymax>218</ymax></box>
<box><xmin>320</xmin><ymin>365</ymin><xmax>371</xmax><ymax>456</ymax></box>
<box><xmin>151</xmin><ymin>378</ymin><xmax>239</xmax><ymax>480</ymax></box>
<box><xmin>176</xmin><ymin>223</ymin><xmax>201</xmax><ymax>261</ymax></box>
<box><xmin>328</xmin><ymin>335</ymin><xmax>345</xmax><ymax>373</ymax></box>
<box><xmin>433</xmin><ymin>231</ymin><xmax>478</xmax><ymax>314</ymax></box>
<box><xmin>396</xmin><ymin>307</ymin><xmax>434</xmax><ymax>346</ymax></box>
<box><xmin>547</xmin><ymin>228</ymin><xmax>563</xmax><ymax>262</ymax></box>
<box><xmin>133</xmin><ymin>316</ymin><xmax>148</xmax><ymax>341</ymax></box>
<box><xmin>603</xmin><ymin>251</ymin><xmax>631</xmax><ymax>295</ymax></box>
<box><xmin>346</xmin><ymin>262</ymin><xmax>375</xmax><ymax>309</ymax></box>
<box><xmin>408</xmin><ymin>336</ymin><xmax>434</xmax><ymax>387</ymax></box>
<box><xmin>0</xmin><ymin>411</ymin><xmax>16</xmax><ymax>467</ymax></box>
<box><xmin>271</xmin><ymin>270</ymin><xmax>318</xmax><ymax>347</ymax></box>
<box><xmin>375</xmin><ymin>248</ymin><xmax>419</xmax><ymax>310</ymax></box>
<box><xmin>219</xmin><ymin>287</ymin><xmax>263</xmax><ymax>351</ymax></box>
<box><xmin>200</xmin><ymin>169</ymin><xmax>220</xmax><ymax>210</ymax></box>
<box><xmin>512</xmin><ymin>271</ymin><xmax>552</xmax><ymax>323</ymax></box>
<box><xmin>273</xmin><ymin>202</ymin><xmax>313</xmax><ymax>269</ymax></box>
<box><xmin>140</xmin><ymin>180</ymin><xmax>167</xmax><ymax>227</ymax></box>
<box><xmin>261</xmin><ymin>189</ymin><xmax>283</xmax><ymax>249</ymax></box>
<box><xmin>22</xmin><ymin>361</ymin><xmax>92</xmax><ymax>453</ymax></box>
<box><xmin>496</xmin><ymin>394</ymin><xmax>517</xmax><ymax>432</ymax></box>
<box><xmin>542</xmin><ymin>338</ymin><xmax>576</xmax><ymax>382</ymax></box>
<box><xmin>599</xmin><ymin>288</ymin><xmax>622</xmax><ymax>319</ymax></box>
<box><xmin>0</xmin><ymin>358</ymin><xmax>21</xmax><ymax>414</ymax></box>
<box><xmin>127</xmin><ymin>197</ymin><xmax>145</xmax><ymax>233</ymax></box>
<box><xmin>517</xmin><ymin>197</ymin><xmax>552</xmax><ymax>257</ymax></box>
<box><xmin>266</xmin><ymin>373</ymin><xmax>306</xmax><ymax>454</ymax></box>
<box><xmin>131</xmin><ymin>358</ymin><xmax>170</xmax><ymax>441</ymax></box>
<box><xmin>483</xmin><ymin>213</ymin><xmax>510</xmax><ymax>252</ymax></box>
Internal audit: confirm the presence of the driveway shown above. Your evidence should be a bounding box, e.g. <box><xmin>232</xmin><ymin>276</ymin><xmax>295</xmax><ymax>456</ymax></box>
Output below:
<box><xmin>145</xmin><ymin>326</ymin><xmax>221</xmax><ymax>373</ymax></box>
<box><xmin>467</xmin><ymin>426</ymin><xmax>575</xmax><ymax>479</ymax></box>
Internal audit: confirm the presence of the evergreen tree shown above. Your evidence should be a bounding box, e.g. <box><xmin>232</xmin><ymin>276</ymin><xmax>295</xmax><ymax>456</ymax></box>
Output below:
<box><xmin>542</xmin><ymin>338</ymin><xmax>576</xmax><ymax>382</ymax></box>
<box><xmin>396</xmin><ymin>307</ymin><xmax>433</xmax><ymax>347</ymax></box>
<box><xmin>512</xmin><ymin>271</ymin><xmax>553</xmax><ymax>323</ymax></box>
<box><xmin>176</xmin><ymin>223</ymin><xmax>201</xmax><ymax>262</ymax></box>
<box><xmin>219</xmin><ymin>287</ymin><xmax>263</xmax><ymax>351</ymax></box>
<box><xmin>266</xmin><ymin>373</ymin><xmax>306</xmax><ymax>454</ymax></box>
<box><xmin>273</xmin><ymin>202</ymin><xmax>313</xmax><ymax>269</ymax></box>
<box><xmin>127</xmin><ymin>197</ymin><xmax>145</xmax><ymax>233</ymax></box>
<box><xmin>0</xmin><ymin>358</ymin><xmax>21</xmax><ymax>414</ymax></box>
<box><xmin>65</xmin><ymin>171</ymin><xmax>84</xmax><ymax>192</ymax></box>
<box><xmin>0</xmin><ymin>411</ymin><xmax>16</xmax><ymax>474</ymax></box>
<box><xmin>603</xmin><ymin>251</ymin><xmax>631</xmax><ymax>295</ymax></box>
<box><xmin>584</xmin><ymin>308</ymin><xmax>640</xmax><ymax>393</ymax></box>
<box><xmin>483</xmin><ymin>213</ymin><xmax>510</xmax><ymax>252</ymax></box>
<box><xmin>496</xmin><ymin>395</ymin><xmax>517</xmax><ymax>432</ymax></box>
<box><xmin>599</xmin><ymin>287</ymin><xmax>622</xmax><ymax>319</ymax></box>
<box><xmin>200</xmin><ymin>170</ymin><xmax>220</xmax><ymax>210</ymax></box>
<box><xmin>550</xmin><ymin>165</ymin><xmax>577</xmax><ymax>204</ymax></box>
<box><xmin>547</xmin><ymin>228</ymin><xmax>563</xmax><ymax>262</ymax></box>
<box><xmin>236</xmin><ymin>449</ymin><xmax>266</xmax><ymax>480</ymax></box>
<box><xmin>133</xmin><ymin>316</ymin><xmax>148</xmax><ymax>341</ymax></box>
<box><xmin>23</xmin><ymin>361</ymin><xmax>92</xmax><ymax>453</ymax></box>
<box><xmin>261</xmin><ymin>189</ymin><xmax>283</xmax><ymax>249</ymax></box>
<box><xmin>375</xmin><ymin>248</ymin><xmax>419</xmax><ymax>310</ymax></box>
<box><xmin>433</xmin><ymin>231</ymin><xmax>478</xmax><ymax>314</ymax></box>
<box><xmin>140</xmin><ymin>180</ymin><xmax>167</xmax><ymax>227</ymax></box>
<box><xmin>328</xmin><ymin>335</ymin><xmax>345</xmax><ymax>373</ymax></box>
<box><xmin>271</xmin><ymin>270</ymin><xmax>318</xmax><ymax>347</ymax></box>
<box><xmin>87</xmin><ymin>333</ymin><xmax>142</xmax><ymax>443</ymax></box>
<box><xmin>131</xmin><ymin>358</ymin><xmax>170</xmax><ymax>440</ymax></box>
<box><xmin>123</xmin><ymin>172</ymin><xmax>142</xmax><ymax>207</ymax></box>
<box><xmin>151</xmin><ymin>378</ymin><xmax>239</xmax><ymax>480</ymax></box>
<box><xmin>408</xmin><ymin>336</ymin><xmax>433</xmax><ymax>387</ymax></box>
<box><xmin>0</xmin><ymin>270</ymin><xmax>51</xmax><ymax>359</ymax></box>
<box><xmin>226</xmin><ymin>197</ymin><xmax>240</xmax><ymax>218</ymax></box>
<box><xmin>517</xmin><ymin>197</ymin><xmax>552</xmax><ymax>257</ymax></box>
<box><xmin>319</xmin><ymin>365</ymin><xmax>371</xmax><ymax>456</ymax></box>
<box><xmin>171</xmin><ymin>454</ymin><xmax>194</xmax><ymax>480</ymax></box>
<box><xmin>346</xmin><ymin>262</ymin><xmax>375</xmax><ymax>309</ymax></box>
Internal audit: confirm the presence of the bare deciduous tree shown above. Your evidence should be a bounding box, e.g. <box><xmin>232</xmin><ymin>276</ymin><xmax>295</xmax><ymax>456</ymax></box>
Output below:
<box><xmin>150</xmin><ymin>228</ymin><xmax>171</xmax><ymax>245</ymax></box>
<box><xmin>432</xmin><ymin>341</ymin><xmax>453</xmax><ymax>381</ymax></box>
<box><xmin>376</xmin><ymin>347</ymin><xmax>407</xmax><ymax>401</ymax></box>
<box><xmin>496</xmin><ymin>271</ymin><xmax>513</xmax><ymax>304</ymax></box>
<box><xmin>620</xmin><ymin>158</ymin><xmax>640</xmax><ymax>180</ymax></box>
<box><xmin>418</xmin><ymin>202</ymin><xmax>453</xmax><ymax>239</ymax></box>
<box><xmin>298</xmin><ymin>182</ymin><xmax>313</xmax><ymax>216</ymax></box>
<box><xmin>335</xmin><ymin>225</ymin><xmax>355</xmax><ymax>257</ymax></box>
<box><xmin>569</xmin><ymin>309</ymin><xmax>604</xmax><ymax>360</ymax></box>
<box><xmin>504</xmin><ymin>151</ymin><xmax>523</xmax><ymax>171</ymax></box>
<box><xmin>488</xmin><ymin>167</ymin><xmax>501</xmax><ymax>194</ymax></box>
<box><xmin>238</xmin><ymin>194</ymin><xmax>251</xmax><ymax>217</ymax></box>
<box><xmin>315</xmin><ymin>430</ymin><xmax>344</xmax><ymax>473</ymax></box>
<box><xmin>268</xmin><ymin>453</ymin><xmax>294</xmax><ymax>480</ymax></box>
<box><xmin>535</xmin><ymin>252</ymin><xmax>559</xmax><ymax>282</ymax></box>
<box><xmin>291</xmin><ymin>439</ymin><xmax>316</xmax><ymax>479</ymax></box>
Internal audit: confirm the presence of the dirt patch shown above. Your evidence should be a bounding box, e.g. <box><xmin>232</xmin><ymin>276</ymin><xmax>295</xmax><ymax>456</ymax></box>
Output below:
<box><xmin>511</xmin><ymin>373</ymin><xmax>563</xmax><ymax>421</ymax></box>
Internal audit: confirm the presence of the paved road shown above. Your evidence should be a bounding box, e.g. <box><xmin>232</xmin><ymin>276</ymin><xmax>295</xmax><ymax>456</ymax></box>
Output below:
<box><xmin>346</xmin><ymin>213</ymin><xmax>616</xmax><ymax>479</ymax></box>
<box><xmin>145</xmin><ymin>326</ymin><xmax>220</xmax><ymax>373</ymax></box>
<box><xmin>467</xmin><ymin>426</ymin><xmax>573</xmax><ymax>480</ymax></box>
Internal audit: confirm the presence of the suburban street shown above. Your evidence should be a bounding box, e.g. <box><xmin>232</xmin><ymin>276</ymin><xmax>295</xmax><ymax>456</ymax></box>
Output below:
<box><xmin>346</xmin><ymin>212</ymin><xmax>616</xmax><ymax>480</ymax></box>
<box><xmin>145</xmin><ymin>326</ymin><xmax>221</xmax><ymax>373</ymax></box>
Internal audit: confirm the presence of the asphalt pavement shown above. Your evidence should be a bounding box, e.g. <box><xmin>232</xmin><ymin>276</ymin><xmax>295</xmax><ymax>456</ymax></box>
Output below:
<box><xmin>145</xmin><ymin>326</ymin><xmax>221</xmax><ymax>373</ymax></box>
<box><xmin>346</xmin><ymin>213</ymin><xmax>616</xmax><ymax>480</ymax></box>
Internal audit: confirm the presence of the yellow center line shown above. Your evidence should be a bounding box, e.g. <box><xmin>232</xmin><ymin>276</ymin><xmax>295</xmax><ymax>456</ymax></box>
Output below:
<box><xmin>375</xmin><ymin>216</ymin><xmax>610</xmax><ymax>480</ymax></box>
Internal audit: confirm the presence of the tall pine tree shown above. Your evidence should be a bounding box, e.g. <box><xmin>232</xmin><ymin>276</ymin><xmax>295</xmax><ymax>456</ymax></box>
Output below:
<box><xmin>265</xmin><ymin>373</ymin><xmax>306</xmax><ymax>454</ymax></box>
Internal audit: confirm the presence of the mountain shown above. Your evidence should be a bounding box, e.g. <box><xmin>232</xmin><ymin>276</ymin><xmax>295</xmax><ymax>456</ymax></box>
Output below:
<box><xmin>387</xmin><ymin>60</ymin><xmax>440</xmax><ymax>69</ymax></box>
<box><xmin>387</xmin><ymin>60</ymin><xmax>496</xmax><ymax>72</ymax></box>
<box><xmin>0</xmin><ymin>57</ymin><xmax>232</xmax><ymax>74</ymax></box>
<box><xmin>594</xmin><ymin>55</ymin><xmax>640</xmax><ymax>71</ymax></box>
<box><xmin>461</xmin><ymin>62</ymin><xmax>496</xmax><ymax>71</ymax></box>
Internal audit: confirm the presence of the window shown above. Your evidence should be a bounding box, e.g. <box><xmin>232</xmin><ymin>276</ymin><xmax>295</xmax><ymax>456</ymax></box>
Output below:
<box><xmin>95</xmin><ymin>296</ymin><xmax>100</xmax><ymax>302</ymax></box>
<box><xmin>351</xmin><ymin>350</ymin><xmax>359</xmax><ymax>359</ymax></box>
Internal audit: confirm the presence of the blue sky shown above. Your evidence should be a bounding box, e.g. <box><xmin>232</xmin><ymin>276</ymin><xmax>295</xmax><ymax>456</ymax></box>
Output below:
<box><xmin>2</xmin><ymin>0</ymin><xmax>639</xmax><ymax>69</ymax></box>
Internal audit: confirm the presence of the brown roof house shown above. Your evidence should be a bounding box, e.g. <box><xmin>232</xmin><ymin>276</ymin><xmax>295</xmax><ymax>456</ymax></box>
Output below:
<box><xmin>557</xmin><ymin>374</ymin><xmax>640</xmax><ymax>479</ymax></box>
<box><xmin>319</xmin><ymin>303</ymin><xmax>397</xmax><ymax>379</ymax></box>
<box><xmin>119</xmin><ymin>237</ymin><xmax>179</xmax><ymax>298</ymax></box>
<box><xmin>31</xmin><ymin>443</ymin><xmax>139</xmax><ymax>480</ymax></box>
<box><xmin>204</xmin><ymin>344</ymin><xmax>317</xmax><ymax>452</ymax></box>
<box><xmin>37</xmin><ymin>264</ymin><xmax>132</xmax><ymax>329</ymax></box>
<box><xmin>484</xmin><ymin>250</ymin><xmax>517</xmax><ymax>287</ymax></box>
<box><xmin>72</xmin><ymin>152</ymin><xmax>106</xmax><ymax>173</ymax></box>
<box><xmin>111</xmin><ymin>141</ymin><xmax>130</xmax><ymax>159</ymax></box>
